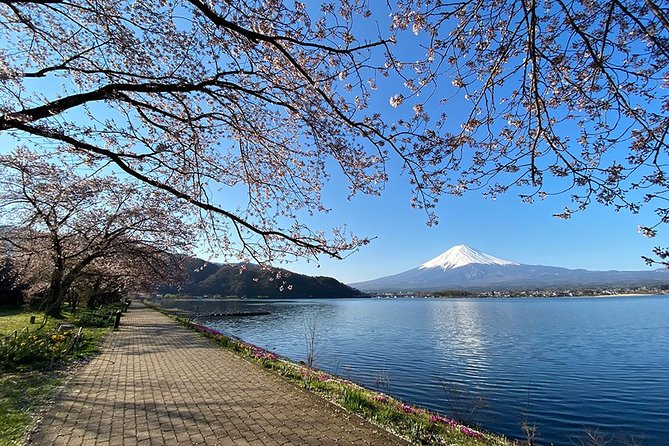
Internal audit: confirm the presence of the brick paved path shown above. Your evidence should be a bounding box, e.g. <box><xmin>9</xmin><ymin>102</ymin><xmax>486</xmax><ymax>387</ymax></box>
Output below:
<box><xmin>29</xmin><ymin>305</ymin><xmax>407</xmax><ymax>446</ymax></box>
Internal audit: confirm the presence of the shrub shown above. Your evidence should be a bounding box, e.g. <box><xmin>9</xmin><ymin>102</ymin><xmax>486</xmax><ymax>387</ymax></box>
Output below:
<box><xmin>0</xmin><ymin>258</ymin><xmax>25</xmax><ymax>307</ymax></box>
<box><xmin>72</xmin><ymin>310</ymin><xmax>113</xmax><ymax>328</ymax></box>
<box><xmin>0</xmin><ymin>328</ymin><xmax>79</xmax><ymax>371</ymax></box>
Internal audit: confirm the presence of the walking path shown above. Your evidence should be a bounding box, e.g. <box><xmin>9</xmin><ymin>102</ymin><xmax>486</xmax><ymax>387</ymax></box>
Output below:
<box><xmin>29</xmin><ymin>305</ymin><xmax>407</xmax><ymax>446</ymax></box>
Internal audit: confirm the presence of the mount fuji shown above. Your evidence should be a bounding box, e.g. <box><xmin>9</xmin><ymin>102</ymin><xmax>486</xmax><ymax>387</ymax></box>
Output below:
<box><xmin>350</xmin><ymin>245</ymin><xmax>668</xmax><ymax>292</ymax></box>
<box><xmin>418</xmin><ymin>244</ymin><xmax>518</xmax><ymax>269</ymax></box>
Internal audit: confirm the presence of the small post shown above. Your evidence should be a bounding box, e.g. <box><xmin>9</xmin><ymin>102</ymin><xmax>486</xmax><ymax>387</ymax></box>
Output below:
<box><xmin>113</xmin><ymin>309</ymin><xmax>122</xmax><ymax>331</ymax></box>
<box><xmin>30</xmin><ymin>316</ymin><xmax>36</xmax><ymax>324</ymax></box>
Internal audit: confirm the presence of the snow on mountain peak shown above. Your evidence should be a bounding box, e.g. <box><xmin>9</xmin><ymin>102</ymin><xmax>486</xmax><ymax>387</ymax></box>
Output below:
<box><xmin>419</xmin><ymin>244</ymin><xmax>518</xmax><ymax>270</ymax></box>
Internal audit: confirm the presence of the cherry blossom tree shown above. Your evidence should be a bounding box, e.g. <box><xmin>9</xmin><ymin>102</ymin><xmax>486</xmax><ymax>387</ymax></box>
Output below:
<box><xmin>0</xmin><ymin>0</ymin><xmax>667</xmax><ymax>264</ymax></box>
<box><xmin>0</xmin><ymin>150</ymin><xmax>194</xmax><ymax>316</ymax></box>
<box><xmin>0</xmin><ymin>0</ymin><xmax>407</xmax><ymax>264</ymax></box>
<box><xmin>390</xmin><ymin>0</ymin><xmax>668</xmax><ymax>262</ymax></box>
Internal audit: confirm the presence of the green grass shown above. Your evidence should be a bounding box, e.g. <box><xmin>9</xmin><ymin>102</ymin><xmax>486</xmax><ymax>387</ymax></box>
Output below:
<box><xmin>0</xmin><ymin>305</ymin><xmax>113</xmax><ymax>446</ymax></box>
<box><xmin>340</xmin><ymin>387</ymin><xmax>377</xmax><ymax>413</ymax></box>
<box><xmin>0</xmin><ymin>308</ymin><xmax>56</xmax><ymax>335</ymax></box>
<box><xmin>0</xmin><ymin>371</ymin><xmax>63</xmax><ymax>446</ymax></box>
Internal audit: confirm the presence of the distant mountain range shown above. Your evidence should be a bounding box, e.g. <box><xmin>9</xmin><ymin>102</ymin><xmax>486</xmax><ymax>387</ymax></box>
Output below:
<box><xmin>160</xmin><ymin>259</ymin><xmax>364</xmax><ymax>298</ymax></box>
<box><xmin>350</xmin><ymin>245</ymin><xmax>669</xmax><ymax>292</ymax></box>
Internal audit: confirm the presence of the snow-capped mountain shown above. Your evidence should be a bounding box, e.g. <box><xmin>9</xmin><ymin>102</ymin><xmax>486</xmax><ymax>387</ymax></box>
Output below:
<box><xmin>419</xmin><ymin>244</ymin><xmax>517</xmax><ymax>269</ymax></box>
<box><xmin>350</xmin><ymin>245</ymin><xmax>668</xmax><ymax>292</ymax></box>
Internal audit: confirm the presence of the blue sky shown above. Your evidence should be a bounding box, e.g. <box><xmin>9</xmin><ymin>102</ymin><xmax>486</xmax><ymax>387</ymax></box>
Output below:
<box><xmin>269</xmin><ymin>32</ymin><xmax>664</xmax><ymax>282</ymax></box>
<box><xmin>281</xmin><ymin>167</ymin><xmax>663</xmax><ymax>284</ymax></box>
<box><xmin>274</xmin><ymin>6</ymin><xmax>667</xmax><ymax>284</ymax></box>
<box><xmin>2</xmin><ymin>106</ymin><xmax>658</xmax><ymax>287</ymax></box>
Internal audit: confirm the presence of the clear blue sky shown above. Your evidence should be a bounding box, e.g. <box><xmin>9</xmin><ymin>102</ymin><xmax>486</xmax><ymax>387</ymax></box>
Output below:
<box><xmin>2</xmin><ymin>75</ymin><xmax>659</xmax><ymax>286</ymax></box>
<box><xmin>260</xmin><ymin>36</ymin><xmax>664</xmax><ymax>283</ymax></box>
<box><xmin>280</xmin><ymin>165</ymin><xmax>663</xmax><ymax>284</ymax></box>
<box><xmin>270</xmin><ymin>7</ymin><xmax>666</xmax><ymax>284</ymax></box>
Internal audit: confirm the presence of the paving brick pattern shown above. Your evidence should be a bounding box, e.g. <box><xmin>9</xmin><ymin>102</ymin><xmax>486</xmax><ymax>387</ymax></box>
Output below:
<box><xmin>29</xmin><ymin>305</ymin><xmax>407</xmax><ymax>445</ymax></box>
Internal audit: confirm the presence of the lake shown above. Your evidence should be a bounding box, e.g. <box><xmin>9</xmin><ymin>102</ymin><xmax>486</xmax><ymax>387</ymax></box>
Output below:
<box><xmin>160</xmin><ymin>296</ymin><xmax>669</xmax><ymax>445</ymax></box>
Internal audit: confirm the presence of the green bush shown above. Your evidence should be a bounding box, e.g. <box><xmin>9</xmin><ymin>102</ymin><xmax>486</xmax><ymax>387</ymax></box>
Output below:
<box><xmin>0</xmin><ymin>328</ymin><xmax>78</xmax><ymax>371</ymax></box>
<box><xmin>72</xmin><ymin>310</ymin><xmax>113</xmax><ymax>328</ymax></box>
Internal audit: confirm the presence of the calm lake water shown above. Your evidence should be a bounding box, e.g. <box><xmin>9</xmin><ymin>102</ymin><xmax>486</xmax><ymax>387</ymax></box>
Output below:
<box><xmin>161</xmin><ymin>296</ymin><xmax>669</xmax><ymax>445</ymax></box>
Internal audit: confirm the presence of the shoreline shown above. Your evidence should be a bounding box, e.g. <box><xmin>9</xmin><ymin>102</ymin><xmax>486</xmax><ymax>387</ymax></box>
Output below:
<box><xmin>147</xmin><ymin>294</ymin><xmax>669</xmax><ymax>445</ymax></box>
<box><xmin>159</xmin><ymin>305</ymin><xmax>515</xmax><ymax>446</ymax></box>
<box><xmin>155</xmin><ymin>291</ymin><xmax>668</xmax><ymax>302</ymax></box>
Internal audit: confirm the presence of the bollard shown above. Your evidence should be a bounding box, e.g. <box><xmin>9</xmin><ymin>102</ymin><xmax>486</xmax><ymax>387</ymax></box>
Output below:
<box><xmin>113</xmin><ymin>309</ymin><xmax>122</xmax><ymax>330</ymax></box>
<box><xmin>30</xmin><ymin>316</ymin><xmax>36</xmax><ymax>324</ymax></box>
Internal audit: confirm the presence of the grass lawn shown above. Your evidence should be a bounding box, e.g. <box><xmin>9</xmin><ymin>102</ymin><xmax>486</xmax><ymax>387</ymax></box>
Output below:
<box><xmin>0</xmin><ymin>370</ymin><xmax>63</xmax><ymax>446</ymax></box>
<box><xmin>0</xmin><ymin>306</ymin><xmax>112</xmax><ymax>446</ymax></box>
<box><xmin>0</xmin><ymin>307</ymin><xmax>56</xmax><ymax>335</ymax></box>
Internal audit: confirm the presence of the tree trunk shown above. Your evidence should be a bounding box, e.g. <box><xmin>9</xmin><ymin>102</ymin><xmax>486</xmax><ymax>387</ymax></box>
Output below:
<box><xmin>87</xmin><ymin>277</ymin><xmax>102</xmax><ymax>309</ymax></box>
<box><xmin>68</xmin><ymin>290</ymin><xmax>78</xmax><ymax>313</ymax></box>
<box><xmin>45</xmin><ymin>277</ymin><xmax>65</xmax><ymax>317</ymax></box>
<box><xmin>45</xmin><ymin>269</ymin><xmax>75</xmax><ymax>317</ymax></box>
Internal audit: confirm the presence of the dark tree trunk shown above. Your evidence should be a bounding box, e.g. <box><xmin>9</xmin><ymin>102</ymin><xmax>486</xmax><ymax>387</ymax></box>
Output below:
<box><xmin>45</xmin><ymin>279</ymin><xmax>65</xmax><ymax>317</ymax></box>
<box><xmin>45</xmin><ymin>270</ymin><xmax>74</xmax><ymax>317</ymax></box>
<box><xmin>87</xmin><ymin>277</ymin><xmax>102</xmax><ymax>309</ymax></box>
<box><xmin>68</xmin><ymin>290</ymin><xmax>78</xmax><ymax>313</ymax></box>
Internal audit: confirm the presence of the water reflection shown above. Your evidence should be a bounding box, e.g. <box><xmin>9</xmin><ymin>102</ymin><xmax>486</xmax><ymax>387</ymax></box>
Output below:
<box><xmin>431</xmin><ymin>301</ymin><xmax>490</xmax><ymax>376</ymax></box>
<box><xmin>160</xmin><ymin>296</ymin><xmax>669</xmax><ymax>446</ymax></box>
